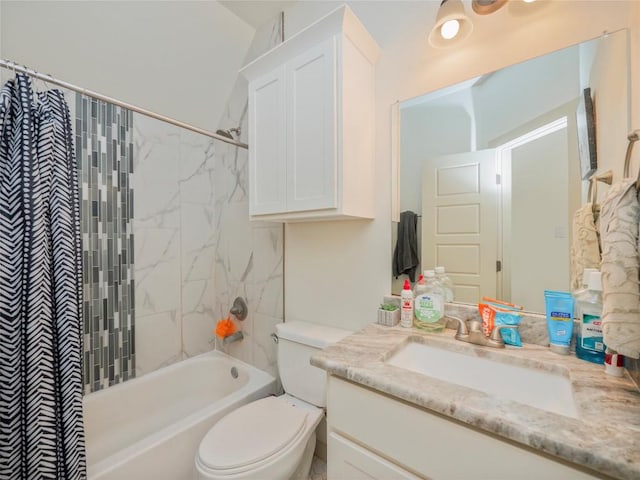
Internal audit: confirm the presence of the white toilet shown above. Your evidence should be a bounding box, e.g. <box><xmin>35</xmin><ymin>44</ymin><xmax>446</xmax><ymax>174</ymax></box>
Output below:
<box><xmin>195</xmin><ymin>321</ymin><xmax>352</xmax><ymax>480</ymax></box>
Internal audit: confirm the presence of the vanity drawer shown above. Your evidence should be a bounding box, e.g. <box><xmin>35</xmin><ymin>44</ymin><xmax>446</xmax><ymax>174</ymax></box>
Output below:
<box><xmin>328</xmin><ymin>432</ymin><xmax>421</xmax><ymax>480</ymax></box>
<box><xmin>326</xmin><ymin>376</ymin><xmax>603</xmax><ymax>479</ymax></box>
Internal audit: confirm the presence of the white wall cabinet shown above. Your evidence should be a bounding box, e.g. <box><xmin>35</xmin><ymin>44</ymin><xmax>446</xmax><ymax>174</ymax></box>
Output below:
<box><xmin>327</xmin><ymin>376</ymin><xmax>603</xmax><ymax>480</ymax></box>
<box><xmin>240</xmin><ymin>6</ymin><xmax>380</xmax><ymax>222</ymax></box>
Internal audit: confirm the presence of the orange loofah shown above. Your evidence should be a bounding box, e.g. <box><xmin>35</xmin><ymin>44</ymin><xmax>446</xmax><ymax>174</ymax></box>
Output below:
<box><xmin>215</xmin><ymin>317</ymin><xmax>236</xmax><ymax>339</ymax></box>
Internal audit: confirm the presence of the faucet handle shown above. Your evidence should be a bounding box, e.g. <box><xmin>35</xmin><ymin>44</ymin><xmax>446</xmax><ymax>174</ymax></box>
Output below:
<box><xmin>447</xmin><ymin>316</ymin><xmax>469</xmax><ymax>339</ymax></box>
<box><xmin>489</xmin><ymin>324</ymin><xmax>519</xmax><ymax>343</ymax></box>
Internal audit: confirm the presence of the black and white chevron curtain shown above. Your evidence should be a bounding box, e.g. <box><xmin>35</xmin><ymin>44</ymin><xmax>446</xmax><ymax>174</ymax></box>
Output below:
<box><xmin>0</xmin><ymin>74</ymin><xmax>87</xmax><ymax>478</ymax></box>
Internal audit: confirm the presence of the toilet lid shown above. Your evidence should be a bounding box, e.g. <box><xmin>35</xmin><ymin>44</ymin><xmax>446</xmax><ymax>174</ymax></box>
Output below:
<box><xmin>198</xmin><ymin>396</ymin><xmax>308</xmax><ymax>471</ymax></box>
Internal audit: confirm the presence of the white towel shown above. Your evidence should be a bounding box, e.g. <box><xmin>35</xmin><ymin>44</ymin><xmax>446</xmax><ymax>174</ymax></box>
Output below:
<box><xmin>570</xmin><ymin>203</ymin><xmax>601</xmax><ymax>291</ymax></box>
<box><xmin>599</xmin><ymin>179</ymin><xmax>640</xmax><ymax>359</ymax></box>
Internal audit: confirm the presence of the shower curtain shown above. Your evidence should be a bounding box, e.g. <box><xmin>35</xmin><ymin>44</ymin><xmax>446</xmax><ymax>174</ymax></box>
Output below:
<box><xmin>0</xmin><ymin>74</ymin><xmax>86</xmax><ymax>479</ymax></box>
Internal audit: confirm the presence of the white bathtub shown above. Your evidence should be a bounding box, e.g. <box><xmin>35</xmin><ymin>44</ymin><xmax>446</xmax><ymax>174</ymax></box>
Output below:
<box><xmin>83</xmin><ymin>350</ymin><xmax>277</xmax><ymax>480</ymax></box>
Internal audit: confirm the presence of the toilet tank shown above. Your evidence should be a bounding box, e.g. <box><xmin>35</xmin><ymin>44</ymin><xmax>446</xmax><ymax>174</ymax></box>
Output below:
<box><xmin>276</xmin><ymin>321</ymin><xmax>352</xmax><ymax>407</ymax></box>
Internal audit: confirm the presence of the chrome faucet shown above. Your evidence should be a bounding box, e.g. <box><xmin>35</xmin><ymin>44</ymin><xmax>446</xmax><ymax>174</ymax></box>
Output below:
<box><xmin>448</xmin><ymin>316</ymin><xmax>518</xmax><ymax>349</ymax></box>
<box><xmin>222</xmin><ymin>331</ymin><xmax>244</xmax><ymax>346</ymax></box>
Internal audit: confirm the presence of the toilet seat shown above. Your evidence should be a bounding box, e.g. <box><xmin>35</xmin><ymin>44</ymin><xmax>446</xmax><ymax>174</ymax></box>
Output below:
<box><xmin>197</xmin><ymin>396</ymin><xmax>309</xmax><ymax>474</ymax></box>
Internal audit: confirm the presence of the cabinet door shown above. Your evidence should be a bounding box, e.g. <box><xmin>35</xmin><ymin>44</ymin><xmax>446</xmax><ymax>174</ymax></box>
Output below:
<box><xmin>328</xmin><ymin>432</ymin><xmax>423</xmax><ymax>480</ymax></box>
<box><xmin>285</xmin><ymin>37</ymin><xmax>337</xmax><ymax>212</ymax></box>
<box><xmin>248</xmin><ymin>66</ymin><xmax>286</xmax><ymax>215</ymax></box>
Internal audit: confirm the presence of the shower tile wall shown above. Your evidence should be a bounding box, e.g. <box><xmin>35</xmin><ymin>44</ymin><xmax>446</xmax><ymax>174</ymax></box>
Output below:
<box><xmin>133</xmin><ymin>117</ymin><xmax>217</xmax><ymax>374</ymax></box>
<box><xmin>76</xmin><ymin>94</ymin><xmax>135</xmax><ymax>394</ymax></box>
<box><xmin>213</xmin><ymin>16</ymin><xmax>284</xmax><ymax>380</ymax></box>
<box><xmin>75</xmin><ymin>15</ymin><xmax>285</xmax><ymax>387</ymax></box>
<box><xmin>132</xmin><ymin>14</ymin><xmax>285</xmax><ymax>379</ymax></box>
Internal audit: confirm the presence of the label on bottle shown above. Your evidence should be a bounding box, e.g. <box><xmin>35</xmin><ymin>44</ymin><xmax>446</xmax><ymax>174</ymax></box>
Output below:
<box><xmin>400</xmin><ymin>297</ymin><xmax>413</xmax><ymax>328</ymax></box>
<box><xmin>580</xmin><ymin>313</ymin><xmax>604</xmax><ymax>352</ymax></box>
<box><xmin>414</xmin><ymin>293</ymin><xmax>443</xmax><ymax>323</ymax></box>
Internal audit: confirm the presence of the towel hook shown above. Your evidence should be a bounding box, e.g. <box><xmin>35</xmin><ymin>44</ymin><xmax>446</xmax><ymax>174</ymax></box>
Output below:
<box><xmin>623</xmin><ymin>130</ymin><xmax>639</xmax><ymax>178</ymax></box>
<box><xmin>587</xmin><ymin>170</ymin><xmax>613</xmax><ymax>220</ymax></box>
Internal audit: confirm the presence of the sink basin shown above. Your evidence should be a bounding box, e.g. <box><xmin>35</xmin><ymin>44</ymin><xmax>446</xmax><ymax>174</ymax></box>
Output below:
<box><xmin>386</xmin><ymin>342</ymin><xmax>578</xmax><ymax>418</ymax></box>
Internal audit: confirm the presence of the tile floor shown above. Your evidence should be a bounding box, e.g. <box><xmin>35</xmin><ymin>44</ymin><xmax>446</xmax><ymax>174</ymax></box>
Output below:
<box><xmin>310</xmin><ymin>455</ymin><xmax>327</xmax><ymax>480</ymax></box>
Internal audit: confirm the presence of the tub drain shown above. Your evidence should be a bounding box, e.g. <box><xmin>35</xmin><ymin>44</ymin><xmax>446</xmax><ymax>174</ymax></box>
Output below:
<box><xmin>230</xmin><ymin>366</ymin><xmax>239</xmax><ymax>379</ymax></box>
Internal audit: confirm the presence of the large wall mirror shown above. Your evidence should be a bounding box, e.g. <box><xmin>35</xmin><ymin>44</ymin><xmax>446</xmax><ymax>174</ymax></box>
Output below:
<box><xmin>391</xmin><ymin>29</ymin><xmax>630</xmax><ymax>313</ymax></box>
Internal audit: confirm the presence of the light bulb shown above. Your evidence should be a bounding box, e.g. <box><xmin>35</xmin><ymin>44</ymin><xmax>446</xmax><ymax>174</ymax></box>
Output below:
<box><xmin>440</xmin><ymin>19</ymin><xmax>460</xmax><ymax>40</ymax></box>
<box><xmin>523</xmin><ymin>0</ymin><xmax>536</xmax><ymax>3</ymax></box>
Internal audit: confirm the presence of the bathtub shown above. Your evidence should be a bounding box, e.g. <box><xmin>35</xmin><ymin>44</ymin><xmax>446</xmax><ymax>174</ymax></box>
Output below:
<box><xmin>83</xmin><ymin>350</ymin><xmax>277</xmax><ymax>480</ymax></box>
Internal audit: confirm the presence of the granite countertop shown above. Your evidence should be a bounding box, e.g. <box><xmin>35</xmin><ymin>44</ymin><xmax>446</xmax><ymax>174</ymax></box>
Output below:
<box><xmin>311</xmin><ymin>323</ymin><xmax>640</xmax><ymax>480</ymax></box>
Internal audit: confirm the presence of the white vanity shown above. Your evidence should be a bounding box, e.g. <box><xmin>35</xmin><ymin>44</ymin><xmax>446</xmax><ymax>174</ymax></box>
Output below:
<box><xmin>312</xmin><ymin>324</ymin><xmax>640</xmax><ymax>480</ymax></box>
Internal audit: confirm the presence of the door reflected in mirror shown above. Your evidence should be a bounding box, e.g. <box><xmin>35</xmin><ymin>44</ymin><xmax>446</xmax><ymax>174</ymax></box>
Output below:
<box><xmin>392</xmin><ymin>30</ymin><xmax>629</xmax><ymax>313</ymax></box>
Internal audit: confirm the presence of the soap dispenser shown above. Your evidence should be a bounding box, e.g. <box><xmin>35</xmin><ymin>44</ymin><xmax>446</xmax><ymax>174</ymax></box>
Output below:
<box><xmin>413</xmin><ymin>270</ymin><xmax>445</xmax><ymax>333</ymax></box>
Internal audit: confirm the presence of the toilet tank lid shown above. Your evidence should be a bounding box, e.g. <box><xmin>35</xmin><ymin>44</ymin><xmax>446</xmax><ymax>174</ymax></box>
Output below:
<box><xmin>276</xmin><ymin>321</ymin><xmax>353</xmax><ymax>349</ymax></box>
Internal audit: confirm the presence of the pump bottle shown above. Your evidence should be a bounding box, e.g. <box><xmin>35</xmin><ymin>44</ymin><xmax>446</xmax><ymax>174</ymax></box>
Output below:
<box><xmin>400</xmin><ymin>279</ymin><xmax>414</xmax><ymax>328</ymax></box>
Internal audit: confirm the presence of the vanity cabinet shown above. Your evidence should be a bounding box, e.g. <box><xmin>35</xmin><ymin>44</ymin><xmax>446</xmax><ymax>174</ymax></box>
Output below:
<box><xmin>327</xmin><ymin>376</ymin><xmax>602</xmax><ymax>480</ymax></box>
<box><xmin>239</xmin><ymin>6</ymin><xmax>379</xmax><ymax>222</ymax></box>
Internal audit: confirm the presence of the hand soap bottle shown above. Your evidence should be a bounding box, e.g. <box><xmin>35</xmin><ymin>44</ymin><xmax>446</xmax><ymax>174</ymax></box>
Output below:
<box><xmin>575</xmin><ymin>271</ymin><xmax>605</xmax><ymax>364</ymax></box>
<box><xmin>413</xmin><ymin>270</ymin><xmax>445</xmax><ymax>332</ymax></box>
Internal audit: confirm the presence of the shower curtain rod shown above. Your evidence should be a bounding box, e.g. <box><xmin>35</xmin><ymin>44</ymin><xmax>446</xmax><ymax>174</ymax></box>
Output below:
<box><xmin>0</xmin><ymin>59</ymin><xmax>249</xmax><ymax>150</ymax></box>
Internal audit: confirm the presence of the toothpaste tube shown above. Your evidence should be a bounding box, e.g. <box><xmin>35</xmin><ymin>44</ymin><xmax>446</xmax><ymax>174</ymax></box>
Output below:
<box><xmin>481</xmin><ymin>297</ymin><xmax>523</xmax><ymax>311</ymax></box>
<box><xmin>544</xmin><ymin>290</ymin><xmax>574</xmax><ymax>355</ymax></box>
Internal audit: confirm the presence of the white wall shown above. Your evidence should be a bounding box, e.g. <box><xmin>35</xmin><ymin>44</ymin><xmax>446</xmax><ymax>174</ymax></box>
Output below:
<box><xmin>282</xmin><ymin>0</ymin><xmax>633</xmax><ymax>331</ymax></box>
<box><xmin>588</xmin><ymin>30</ymin><xmax>630</xmax><ymax>185</ymax></box>
<box><xmin>0</xmin><ymin>1</ymin><xmax>255</xmax><ymax>131</ymax></box>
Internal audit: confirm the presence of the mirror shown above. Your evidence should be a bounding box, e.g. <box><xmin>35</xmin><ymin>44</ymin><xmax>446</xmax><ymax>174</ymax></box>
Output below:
<box><xmin>392</xmin><ymin>29</ymin><xmax>630</xmax><ymax>313</ymax></box>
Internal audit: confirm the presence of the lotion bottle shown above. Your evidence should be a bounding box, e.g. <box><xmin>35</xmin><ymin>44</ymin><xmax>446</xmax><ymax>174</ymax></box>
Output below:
<box><xmin>400</xmin><ymin>279</ymin><xmax>414</xmax><ymax>328</ymax></box>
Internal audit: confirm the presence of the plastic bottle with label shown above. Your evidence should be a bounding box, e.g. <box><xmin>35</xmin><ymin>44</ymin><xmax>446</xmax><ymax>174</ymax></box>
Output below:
<box><xmin>434</xmin><ymin>266</ymin><xmax>454</xmax><ymax>303</ymax></box>
<box><xmin>573</xmin><ymin>268</ymin><xmax>599</xmax><ymax>299</ymax></box>
<box><xmin>413</xmin><ymin>270</ymin><xmax>445</xmax><ymax>332</ymax></box>
<box><xmin>575</xmin><ymin>271</ymin><xmax>605</xmax><ymax>364</ymax></box>
<box><xmin>400</xmin><ymin>279</ymin><xmax>414</xmax><ymax>328</ymax></box>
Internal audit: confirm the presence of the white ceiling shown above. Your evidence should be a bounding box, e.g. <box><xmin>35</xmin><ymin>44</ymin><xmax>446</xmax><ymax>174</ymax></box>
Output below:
<box><xmin>219</xmin><ymin>1</ymin><xmax>298</xmax><ymax>29</ymax></box>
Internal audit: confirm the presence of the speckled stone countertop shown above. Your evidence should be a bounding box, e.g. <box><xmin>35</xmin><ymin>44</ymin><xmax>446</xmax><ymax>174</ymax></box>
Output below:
<box><xmin>311</xmin><ymin>323</ymin><xmax>640</xmax><ymax>480</ymax></box>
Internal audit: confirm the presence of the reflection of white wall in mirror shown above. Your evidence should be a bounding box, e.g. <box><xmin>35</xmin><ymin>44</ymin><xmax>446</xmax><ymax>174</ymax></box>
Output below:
<box><xmin>508</xmin><ymin>128</ymin><xmax>569</xmax><ymax>312</ymax></box>
<box><xmin>473</xmin><ymin>47</ymin><xmax>579</xmax><ymax>148</ymax></box>
<box><xmin>400</xmin><ymin>103</ymin><xmax>473</xmax><ymax>215</ymax></box>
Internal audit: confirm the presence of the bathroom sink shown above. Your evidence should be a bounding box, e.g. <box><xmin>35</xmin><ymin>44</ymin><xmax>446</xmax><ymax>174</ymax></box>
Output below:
<box><xmin>386</xmin><ymin>342</ymin><xmax>578</xmax><ymax>418</ymax></box>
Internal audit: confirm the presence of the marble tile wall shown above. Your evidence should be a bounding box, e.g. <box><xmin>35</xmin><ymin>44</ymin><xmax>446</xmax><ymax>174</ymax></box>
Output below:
<box><xmin>132</xmin><ymin>116</ymin><xmax>218</xmax><ymax>375</ymax></box>
<box><xmin>212</xmin><ymin>16</ymin><xmax>284</xmax><ymax>381</ymax></box>
<box><xmin>74</xmin><ymin>14</ymin><xmax>284</xmax><ymax>386</ymax></box>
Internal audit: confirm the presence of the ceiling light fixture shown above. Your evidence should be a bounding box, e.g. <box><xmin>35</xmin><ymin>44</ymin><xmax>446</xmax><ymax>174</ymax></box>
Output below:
<box><xmin>472</xmin><ymin>0</ymin><xmax>509</xmax><ymax>15</ymax></box>
<box><xmin>428</xmin><ymin>0</ymin><xmax>474</xmax><ymax>48</ymax></box>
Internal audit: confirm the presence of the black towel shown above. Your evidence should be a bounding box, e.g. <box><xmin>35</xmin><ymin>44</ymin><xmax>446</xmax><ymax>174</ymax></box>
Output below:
<box><xmin>393</xmin><ymin>210</ymin><xmax>420</xmax><ymax>282</ymax></box>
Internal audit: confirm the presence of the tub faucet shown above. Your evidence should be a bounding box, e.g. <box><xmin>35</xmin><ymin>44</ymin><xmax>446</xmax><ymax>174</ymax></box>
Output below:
<box><xmin>448</xmin><ymin>316</ymin><xmax>518</xmax><ymax>349</ymax></box>
<box><xmin>222</xmin><ymin>331</ymin><xmax>244</xmax><ymax>346</ymax></box>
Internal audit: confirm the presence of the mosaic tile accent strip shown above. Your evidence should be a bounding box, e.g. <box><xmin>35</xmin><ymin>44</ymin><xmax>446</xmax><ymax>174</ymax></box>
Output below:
<box><xmin>75</xmin><ymin>93</ymin><xmax>135</xmax><ymax>394</ymax></box>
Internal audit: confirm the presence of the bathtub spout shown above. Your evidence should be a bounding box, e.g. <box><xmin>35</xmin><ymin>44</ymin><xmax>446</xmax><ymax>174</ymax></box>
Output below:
<box><xmin>222</xmin><ymin>331</ymin><xmax>244</xmax><ymax>346</ymax></box>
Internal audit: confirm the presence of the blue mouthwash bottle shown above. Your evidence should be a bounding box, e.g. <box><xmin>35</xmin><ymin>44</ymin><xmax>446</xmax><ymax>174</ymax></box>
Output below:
<box><xmin>575</xmin><ymin>271</ymin><xmax>605</xmax><ymax>364</ymax></box>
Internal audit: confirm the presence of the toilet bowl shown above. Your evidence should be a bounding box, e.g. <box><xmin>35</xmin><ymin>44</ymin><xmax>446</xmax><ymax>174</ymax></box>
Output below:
<box><xmin>195</xmin><ymin>395</ymin><xmax>323</xmax><ymax>480</ymax></box>
<box><xmin>195</xmin><ymin>321</ymin><xmax>352</xmax><ymax>480</ymax></box>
